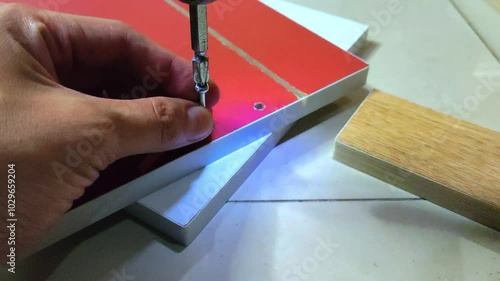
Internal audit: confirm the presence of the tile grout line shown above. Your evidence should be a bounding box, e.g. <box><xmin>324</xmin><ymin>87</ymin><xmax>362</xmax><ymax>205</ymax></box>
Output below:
<box><xmin>163</xmin><ymin>0</ymin><xmax>307</xmax><ymax>99</ymax></box>
<box><xmin>449</xmin><ymin>0</ymin><xmax>500</xmax><ymax>63</ymax></box>
<box><xmin>228</xmin><ymin>198</ymin><xmax>424</xmax><ymax>203</ymax></box>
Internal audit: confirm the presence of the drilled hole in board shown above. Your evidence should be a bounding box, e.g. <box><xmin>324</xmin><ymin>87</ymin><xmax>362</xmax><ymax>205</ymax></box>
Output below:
<box><xmin>254</xmin><ymin>102</ymin><xmax>266</xmax><ymax>111</ymax></box>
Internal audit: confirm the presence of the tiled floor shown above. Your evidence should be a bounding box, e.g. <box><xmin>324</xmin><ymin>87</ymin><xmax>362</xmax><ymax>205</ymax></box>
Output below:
<box><xmin>6</xmin><ymin>0</ymin><xmax>500</xmax><ymax>280</ymax></box>
<box><xmin>451</xmin><ymin>0</ymin><xmax>500</xmax><ymax>62</ymax></box>
<box><xmin>14</xmin><ymin>201</ymin><xmax>500</xmax><ymax>281</ymax></box>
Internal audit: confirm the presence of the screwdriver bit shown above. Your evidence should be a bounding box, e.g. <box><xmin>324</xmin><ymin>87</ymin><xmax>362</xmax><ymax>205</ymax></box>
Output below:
<box><xmin>178</xmin><ymin>0</ymin><xmax>216</xmax><ymax>107</ymax></box>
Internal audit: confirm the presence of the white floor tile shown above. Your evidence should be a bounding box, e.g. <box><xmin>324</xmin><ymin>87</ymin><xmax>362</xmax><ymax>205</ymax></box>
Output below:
<box><xmin>13</xmin><ymin>201</ymin><xmax>500</xmax><ymax>281</ymax></box>
<box><xmin>451</xmin><ymin>0</ymin><xmax>500</xmax><ymax>62</ymax></box>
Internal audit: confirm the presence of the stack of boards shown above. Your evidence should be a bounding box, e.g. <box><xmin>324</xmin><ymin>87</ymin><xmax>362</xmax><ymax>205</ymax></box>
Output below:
<box><xmin>13</xmin><ymin>0</ymin><xmax>369</xmax><ymax>254</ymax></box>
<box><xmin>335</xmin><ymin>90</ymin><xmax>500</xmax><ymax>231</ymax></box>
<box><xmin>128</xmin><ymin>1</ymin><xmax>370</xmax><ymax>246</ymax></box>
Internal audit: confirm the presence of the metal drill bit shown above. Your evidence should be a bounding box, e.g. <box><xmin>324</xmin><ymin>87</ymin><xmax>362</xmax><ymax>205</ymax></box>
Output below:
<box><xmin>189</xmin><ymin>4</ymin><xmax>210</xmax><ymax>107</ymax></box>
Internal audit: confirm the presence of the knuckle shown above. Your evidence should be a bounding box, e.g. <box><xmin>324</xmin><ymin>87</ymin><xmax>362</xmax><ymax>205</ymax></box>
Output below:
<box><xmin>108</xmin><ymin>19</ymin><xmax>135</xmax><ymax>49</ymax></box>
<box><xmin>0</xmin><ymin>4</ymin><xmax>50</xmax><ymax>44</ymax></box>
<box><xmin>0</xmin><ymin>3</ymin><xmax>29</xmax><ymax>24</ymax></box>
<box><xmin>110</xmin><ymin>19</ymin><xmax>133</xmax><ymax>35</ymax></box>
<box><xmin>115</xmin><ymin>19</ymin><xmax>132</xmax><ymax>30</ymax></box>
<box><xmin>0</xmin><ymin>3</ymin><xmax>29</xmax><ymax>13</ymax></box>
<box><xmin>150</xmin><ymin>98</ymin><xmax>182</xmax><ymax>146</ymax></box>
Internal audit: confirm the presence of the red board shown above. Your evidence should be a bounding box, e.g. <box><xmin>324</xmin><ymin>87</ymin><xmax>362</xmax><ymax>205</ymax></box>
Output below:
<box><xmin>8</xmin><ymin>0</ymin><xmax>367</xmax><ymax>206</ymax></box>
<box><xmin>204</xmin><ymin>2</ymin><xmax>366</xmax><ymax>93</ymax></box>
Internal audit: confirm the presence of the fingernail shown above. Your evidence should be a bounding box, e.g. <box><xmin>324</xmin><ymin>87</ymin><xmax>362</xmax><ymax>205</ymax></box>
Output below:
<box><xmin>187</xmin><ymin>106</ymin><xmax>214</xmax><ymax>142</ymax></box>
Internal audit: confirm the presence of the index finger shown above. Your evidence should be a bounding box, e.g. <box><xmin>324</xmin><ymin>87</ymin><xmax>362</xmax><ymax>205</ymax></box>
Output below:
<box><xmin>31</xmin><ymin>7</ymin><xmax>220</xmax><ymax>105</ymax></box>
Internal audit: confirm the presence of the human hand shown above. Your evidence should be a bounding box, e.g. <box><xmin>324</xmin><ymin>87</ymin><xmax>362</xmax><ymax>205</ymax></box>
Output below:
<box><xmin>0</xmin><ymin>2</ymin><xmax>219</xmax><ymax>261</ymax></box>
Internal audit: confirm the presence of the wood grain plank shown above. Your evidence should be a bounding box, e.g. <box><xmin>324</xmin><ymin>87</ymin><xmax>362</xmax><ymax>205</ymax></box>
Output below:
<box><xmin>335</xmin><ymin>90</ymin><xmax>500</xmax><ymax>231</ymax></box>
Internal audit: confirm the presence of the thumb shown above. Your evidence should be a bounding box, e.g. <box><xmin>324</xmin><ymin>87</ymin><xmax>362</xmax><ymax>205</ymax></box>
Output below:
<box><xmin>107</xmin><ymin>97</ymin><xmax>214</xmax><ymax>158</ymax></box>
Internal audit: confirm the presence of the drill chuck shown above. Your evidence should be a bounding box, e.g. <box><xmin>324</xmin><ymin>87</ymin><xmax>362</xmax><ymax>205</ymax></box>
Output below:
<box><xmin>177</xmin><ymin>0</ymin><xmax>216</xmax><ymax>107</ymax></box>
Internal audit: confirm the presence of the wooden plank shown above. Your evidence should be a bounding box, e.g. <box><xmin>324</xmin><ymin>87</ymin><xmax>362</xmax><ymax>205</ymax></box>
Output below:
<box><xmin>334</xmin><ymin>90</ymin><xmax>500</xmax><ymax>231</ymax></box>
